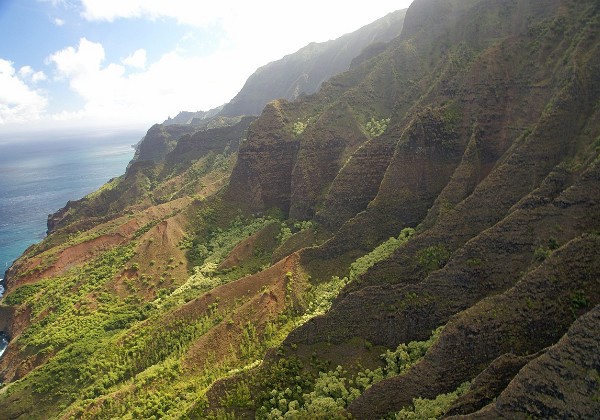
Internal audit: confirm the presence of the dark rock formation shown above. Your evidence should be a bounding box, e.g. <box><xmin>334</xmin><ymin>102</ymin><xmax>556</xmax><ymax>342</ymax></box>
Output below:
<box><xmin>164</xmin><ymin>116</ymin><xmax>255</xmax><ymax>170</ymax></box>
<box><xmin>134</xmin><ymin>124</ymin><xmax>198</xmax><ymax>163</ymax></box>
<box><xmin>461</xmin><ymin>304</ymin><xmax>600</xmax><ymax>419</ymax></box>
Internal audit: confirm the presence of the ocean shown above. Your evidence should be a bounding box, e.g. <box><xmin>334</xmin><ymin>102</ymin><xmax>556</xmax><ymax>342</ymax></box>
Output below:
<box><xmin>0</xmin><ymin>129</ymin><xmax>140</xmax><ymax>298</ymax></box>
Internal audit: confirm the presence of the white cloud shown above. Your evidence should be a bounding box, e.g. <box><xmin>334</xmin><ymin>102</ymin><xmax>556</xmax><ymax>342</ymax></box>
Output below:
<box><xmin>48</xmin><ymin>38</ymin><xmax>107</xmax><ymax>80</ymax></box>
<box><xmin>44</xmin><ymin>38</ymin><xmax>248</xmax><ymax>125</ymax></box>
<box><xmin>32</xmin><ymin>71</ymin><xmax>47</xmax><ymax>83</ymax></box>
<box><xmin>18</xmin><ymin>65</ymin><xmax>47</xmax><ymax>83</ymax></box>
<box><xmin>18</xmin><ymin>66</ymin><xmax>33</xmax><ymax>78</ymax></box>
<box><xmin>122</xmin><ymin>49</ymin><xmax>147</xmax><ymax>69</ymax></box>
<box><xmin>79</xmin><ymin>1</ymin><xmax>413</xmax><ymax>63</ymax></box>
<box><xmin>53</xmin><ymin>17</ymin><xmax>66</xmax><ymax>26</ymax></box>
<box><xmin>0</xmin><ymin>59</ymin><xmax>48</xmax><ymax>124</ymax></box>
<box><xmin>6</xmin><ymin>1</ymin><xmax>413</xmax><ymax>129</ymax></box>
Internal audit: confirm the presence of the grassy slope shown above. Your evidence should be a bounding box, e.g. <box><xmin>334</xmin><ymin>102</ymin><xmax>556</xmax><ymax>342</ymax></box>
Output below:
<box><xmin>0</xmin><ymin>0</ymin><xmax>599</xmax><ymax>418</ymax></box>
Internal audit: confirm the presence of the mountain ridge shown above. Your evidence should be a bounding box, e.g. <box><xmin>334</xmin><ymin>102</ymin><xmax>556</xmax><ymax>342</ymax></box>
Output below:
<box><xmin>219</xmin><ymin>9</ymin><xmax>407</xmax><ymax>117</ymax></box>
<box><xmin>0</xmin><ymin>1</ymin><xmax>599</xmax><ymax>418</ymax></box>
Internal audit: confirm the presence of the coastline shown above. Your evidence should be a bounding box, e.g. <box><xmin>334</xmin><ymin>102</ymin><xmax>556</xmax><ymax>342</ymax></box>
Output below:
<box><xmin>0</xmin><ymin>131</ymin><xmax>138</xmax><ymax>293</ymax></box>
<box><xmin>0</xmin><ymin>131</ymin><xmax>139</xmax><ymax>361</ymax></box>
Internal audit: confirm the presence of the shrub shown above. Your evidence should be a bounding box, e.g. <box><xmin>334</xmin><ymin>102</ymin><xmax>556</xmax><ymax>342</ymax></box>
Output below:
<box><xmin>394</xmin><ymin>381</ymin><xmax>471</xmax><ymax>419</ymax></box>
<box><xmin>417</xmin><ymin>245</ymin><xmax>451</xmax><ymax>273</ymax></box>
<box><xmin>533</xmin><ymin>246</ymin><xmax>551</xmax><ymax>262</ymax></box>
<box><xmin>257</xmin><ymin>327</ymin><xmax>444</xmax><ymax>418</ymax></box>
<box><xmin>2</xmin><ymin>282</ymin><xmax>46</xmax><ymax>305</ymax></box>
<box><xmin>366</xmin><ymin>117</ymin><xmax>390</xmax><ymax>137</ymax></box>
<box><xmin>292</xmin><ymin>120</ymin><xmax>308</xmax><ymax>136</ymax></box>
<box><xmin>349</xmin><ymin>228</ymin><xmax>414</xmax><ymax>281</ymax></box>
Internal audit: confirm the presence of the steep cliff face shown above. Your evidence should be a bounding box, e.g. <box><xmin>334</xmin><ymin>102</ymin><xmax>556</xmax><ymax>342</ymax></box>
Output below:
<box><xmin>217</xmin><ymin>0</ymin><xmax>600</xmax><ymax>417</ymax></box>
<box><xmin>461</xmin><ymin>303</ymin><xmax>600</xmax><ymax>418</ymax></box>
<box><xmin>225</xmin><ymin>101</ymin><xmax>300</xmax><ymax>214</ymax></box>
<box><xmin>134</xmin><ymin>123</ymin><xmax>198</xmax><ymax>162</ymax></box>
<box><xmin>220</xmin><ymin>9</ymin><xmax>406</xmax><ymax>117</ymax></box>
<box><xmin>1</xmin><ymin>1</ymin><xmax>599</xmax><ymax>419</ymax></box>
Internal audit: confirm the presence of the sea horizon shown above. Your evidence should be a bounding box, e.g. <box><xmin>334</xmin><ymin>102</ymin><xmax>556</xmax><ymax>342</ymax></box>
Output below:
<box><xmin>0</xmin><ymin>128</ymin><xmax>141</xmax><ymax>294</ymax></box>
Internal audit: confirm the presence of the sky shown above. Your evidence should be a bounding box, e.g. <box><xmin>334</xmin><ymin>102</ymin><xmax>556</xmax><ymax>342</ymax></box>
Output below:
<box><xmin>0</xmin><ymin>0</ymin><xmax>414</xmax><ymax>132</ymax></box>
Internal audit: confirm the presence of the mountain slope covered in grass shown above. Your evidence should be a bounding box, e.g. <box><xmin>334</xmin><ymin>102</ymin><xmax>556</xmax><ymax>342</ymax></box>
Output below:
<box><xmin>0</xmin><ymin>0</ymin><xmax>599</xmax><ymax>418</ymax></box>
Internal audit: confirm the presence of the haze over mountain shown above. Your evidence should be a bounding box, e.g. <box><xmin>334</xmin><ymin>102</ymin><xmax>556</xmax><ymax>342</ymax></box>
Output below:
<box><xmin>0</xmin><ymin>0</ymin><xmax>409</xmax><ymax>130</ymax></box>
<box><xmin>163</xmin><ymin>9</ymin><xmax>406</xmax><ymax>125</ymax></box>
<box><xmin>140</xmin><ymin>10</ymin><xmax>406</xmax><ymax>165</ymax></box>
<box><xmin>0</xmin><ymin>0</ymin><xmax>599</xmax><ymax>418</ymax></box>
<box><xmin>219</xmin><ymin>9</ymin><xmax>407</xmax><ymax>117</ymax></box>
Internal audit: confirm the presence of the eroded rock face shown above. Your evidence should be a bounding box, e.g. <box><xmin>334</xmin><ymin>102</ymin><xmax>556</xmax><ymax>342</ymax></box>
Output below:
<box><xmin>2</xmin><ymin>0</ymin><xmax>600</xmax><ymax>418</ymax></box>
<box><xmin>226</xmin><ymin>101</ymin><xmax>300</xmax><ymax>214</ymax></box>
<box><xmin>445</xmin><ymin>352</ymin><xmax>542</xmax><ymax>417</ymax></box>
<box><xmin>462</xmin><ymin>304</ymin><xmax>600</xmax><ymax>419</ymax></box>
<box><xmin>164</xmin><ymin>116</ymin><xmax>255</xmax><ymax>170</ymax></box>
<box><xmin>135</xmin><ymin>124</ymin><xmax>198</xmax><ymax>163</ymax></box>
<box><xmin>227</xmin><ymin>0</ymin><xmax>600</xmax><ymax>417</ymax></box>
<box><xmin>347</xmin><ymin>234</ymin><xmax>600</xmax><ymax>418</ymax></box>
<box><xmin>0</xmin><ymin>305</ymin><xmax>13</xmax><ymax>334</ymax></box>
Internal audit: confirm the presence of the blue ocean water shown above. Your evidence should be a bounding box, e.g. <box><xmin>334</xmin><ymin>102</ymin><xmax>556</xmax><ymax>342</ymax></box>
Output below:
<box><xmin>0</xmin><ymin>129</ymin><xmax>140</xmax><ymax>299</ymax></box>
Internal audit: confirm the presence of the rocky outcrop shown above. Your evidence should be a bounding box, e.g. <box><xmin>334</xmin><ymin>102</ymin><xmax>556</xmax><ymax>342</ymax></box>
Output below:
<box><xmin>134</xmin><ymin>124</ymin><xmax>198</xmax><ymax>163</ymax></box>
<box><xmin>461</xmin><ymin>304</ymin><xmax>600</xmax><ymax>419</ymax></box>
<box><xmin>0</xmin><ymin>304</ymin><xmax>13</xmax><ymax>334</ymax></box>
<box><xmin>347</xmin><ymin>234</ymin><xmax>600</xmax><ymax>418</ymax></box>
<box><xmin>445</xmin><ymin>352</ymin><xmax>542</xmax><ymax>417</ymax></box>
<box><xmin>164</xmin><ymin>116</ymin><xmax>255</xmax><ymax>171</ymax></box>
<box><xmin>225</xmin><ymin>101</ymin><xmax>300</xmax><ymax>214</ymax></box>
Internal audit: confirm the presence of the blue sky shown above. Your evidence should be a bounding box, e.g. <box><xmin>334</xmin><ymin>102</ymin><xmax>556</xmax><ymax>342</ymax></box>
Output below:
<box><xmin>0</xmin><ymin>0</ymin><xmax>413</xmax><ymax>131</ymax></box>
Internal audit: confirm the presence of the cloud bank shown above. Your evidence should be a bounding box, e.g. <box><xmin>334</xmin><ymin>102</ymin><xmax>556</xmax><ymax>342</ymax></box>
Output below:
<box><xmin>0</xmin><ymin>59</ymin><xmax>48</xmax><ymax>124</ymax></box>
<box><xmin>45</xmin><ymin>38</ymin><xmax>247</xmax><ymax>125</ymax></box>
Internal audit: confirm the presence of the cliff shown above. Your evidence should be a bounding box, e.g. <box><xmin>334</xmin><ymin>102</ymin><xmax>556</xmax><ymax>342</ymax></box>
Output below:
<box><xmin>0</xmin><ymin>1</ymin><xmax>598</xmax><ymax>418</ymax></box>
<box><xmin>219</xmin><ymin>9</ymin><xmax>407</xmax><ymax>117</ymax></box>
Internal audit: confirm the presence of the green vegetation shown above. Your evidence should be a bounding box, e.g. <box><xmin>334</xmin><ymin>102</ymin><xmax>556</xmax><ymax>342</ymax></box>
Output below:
<box><xmin>442</xmin><ymin>105</ymin><xmax>460</xmax><ymax>131</ymax></box>
<box><xmin>298</xmin><ymin>275</ymin><xmax>350</xmax><ymax>324</ymax></box>
<box><xmin>189</xmin><ymin>226</ymin><xmax>421</xmax><ymax>418</ymax></box>
<box><xmin>84</xmin><ymin>175</ymin><xmax>123</xmax><ymax>201</ymax></box>
<box><xmin>186</xmin><ymin>215</ymin><xmax>277</xmax><ymax>267</ymax></box>
<box><xmin>160</xmin><ymin>261</ymin><xmax>223</xmax><ymax>308</ymax></box>
<box><xmin>0</xmin><ymin>213</ymin><xmax>314</xmax><ymax>418</ymax></box>
<box><xmin>393</xmin><ymin>381</ymin><xmax>471</xmax><ymax>419</ymax></box>
<box><xmin>292</xmin><ymin>120</ymin><xmax>308</xmax><ymax>136</ymax></box>
<box><xmin>533</xmin><ymin>245</ymin><xmax>552</xmax><ymax>261</ymax></box>
<box><xmin>570</xmin><ymin>289</ymin><xmax>589</xmax><ymax>318</ymax></box>
<box><xmin>255</xmin><ymin>327</ymin><xmax>443</xmax><ymax>418</ymax></box>
<box><xmin>533</xmin><ymin>238</ymin><xmax>560</xmax><ymax>262</ymax></box>
<box><xmin>349</xmin><ymin>228</ymin><xmax>414</xmax><ymax>281</ymax></box>
<box><xmin>2</xmin><ymin>282</ymin><xmax>46</xmax><ymax>305</ymax></box>
<box><xmin>277</xmin><ymin>220</ymin><xmax>314</xmax><ymax>244</ymax></box>
<box><xmin>417</xmin><ymin>245</ymin><xmax>451</xmax><ymax>274</ymax></box>
<box><xmin>184</xmin><ymin>151</ymin><xmax>232</xmax><ymax>181</ymax></box>
<box><xmin>366</xmin><ymin>117</ymin><xmax>390</xmax><ymax>138</ymax></box>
